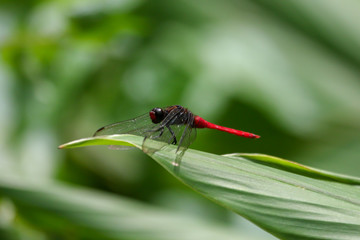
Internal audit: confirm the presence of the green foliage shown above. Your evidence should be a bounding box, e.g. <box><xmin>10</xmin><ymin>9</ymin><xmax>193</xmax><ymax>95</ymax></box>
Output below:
<box><xmin>0</xmin><ymin>175</ymin><xmax>243</xmax><ymax>240</ymax></box>
<box><xmin>59</xmin><ymin>135</ymin><xmax>360</xmax><ymax>240</ymax></box>
<box><xmin>1</xmin><ymin>0</ymin><xmax>360</xmax><ymax>239</ymax></box>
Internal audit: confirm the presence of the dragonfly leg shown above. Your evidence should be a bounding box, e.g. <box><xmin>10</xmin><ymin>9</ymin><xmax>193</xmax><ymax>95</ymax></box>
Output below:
<box><xmin>144</xmin><ymin>127</ymin><xmax>163</xmax><ymax>135</ymax></box>
<box><xmin>167</xmin><ymin>126</ymin><xmax>177</xmax><ymax>144</ymax></box>
<box><xmin>158</xmin><ymin>127</ymin><xmax>165</xmax><ymax>137</ymax></box>
<box><xmin>147</xmin><ymin>127</ymin><xmax>164</xmax><ymax>139</ymax></box>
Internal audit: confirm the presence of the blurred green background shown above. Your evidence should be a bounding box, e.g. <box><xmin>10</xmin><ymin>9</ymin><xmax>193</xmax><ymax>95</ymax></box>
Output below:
<box><xmin>1</xmin><ymin>0</ymin><xmax>360</xmax><ymax>239</ymax></box>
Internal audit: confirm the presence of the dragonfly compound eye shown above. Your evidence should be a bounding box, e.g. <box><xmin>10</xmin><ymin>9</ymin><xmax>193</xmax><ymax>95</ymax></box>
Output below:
<box><xmin>150</xmin><ymin>108</ymin><xmax>164</xmax><ymax>124</ymax></box>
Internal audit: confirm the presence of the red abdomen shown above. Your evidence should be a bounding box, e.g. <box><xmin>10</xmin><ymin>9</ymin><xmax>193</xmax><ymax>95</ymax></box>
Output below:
<box><xmin>194</xmin><ymin>116</ymin><xmax>260</xmax><ymax>139</ymax></box>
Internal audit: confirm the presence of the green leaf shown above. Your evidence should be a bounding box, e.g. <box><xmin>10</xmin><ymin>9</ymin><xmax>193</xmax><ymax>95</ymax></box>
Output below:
<box><xmin>58</xmin><ymin>134</ymin><xmax>139</xmax><ymax>149</ymax></box>
<box><xmin>0</xmin><ymin>175</ymin><xmax>247</xmax><ymax>240</ymax></box>
<box><xmin>59</xmin><ymin>135</ymin><xmax>360</xmax><ymax>240</ymax></box>
<box><xmin>225</xmin><ymin>153</ymin><xmax>360</xmax><ymax>185</ymax></box>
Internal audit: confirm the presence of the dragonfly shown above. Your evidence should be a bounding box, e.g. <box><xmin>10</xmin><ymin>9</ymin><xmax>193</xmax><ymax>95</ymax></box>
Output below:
<box><xmin>94</xmin><ymin>105</ymin><xmax>260</xmax><ymax>169</ymax></box>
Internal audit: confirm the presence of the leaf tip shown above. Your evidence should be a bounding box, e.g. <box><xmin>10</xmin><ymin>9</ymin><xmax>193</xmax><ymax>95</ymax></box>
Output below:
<box><xmin>58</xmin><ymin>144</ymin><xmax>66</xmax><ymax>149</ymax></box>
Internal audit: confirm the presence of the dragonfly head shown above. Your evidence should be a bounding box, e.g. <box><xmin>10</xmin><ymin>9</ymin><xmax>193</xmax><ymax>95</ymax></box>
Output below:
<box><xmin>150</xmin><ymin>107</ymin><xmax>165</xmax><ymax>124</ymax></box>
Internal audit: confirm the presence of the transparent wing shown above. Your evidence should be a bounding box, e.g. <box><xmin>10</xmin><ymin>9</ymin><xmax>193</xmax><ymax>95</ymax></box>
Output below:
<box><xmin>93</xmin><ymin>113</ymin><xmax>155</xmax><ymax>150</ymax></box>
<box><xmin>173</xmin><ymin>113</ymin><xmax>197</xmax><ymax>171</ymax></box>
<box><xmin>94</xmin><ymin>107</ymin><xmax>197</xmax><ymax>168</ymax></box>
<box><xmin>94</xmin><ymin>108</ymin><xmax>184</xmax><ymax>151</ymax></box>
<box><xmin>93</xmin><ymin>113</ymin><xmax>154</xmax><ymax>137</ymax></box>
<box><xmin>142</xmin><ymin>107</ymin><xmax>183</xmax><ymax>154</ymax></box>
<box><xmin>143</xmin><ymin>109</ymin><xmax>197</xmax><ymax>172</ymax></box>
